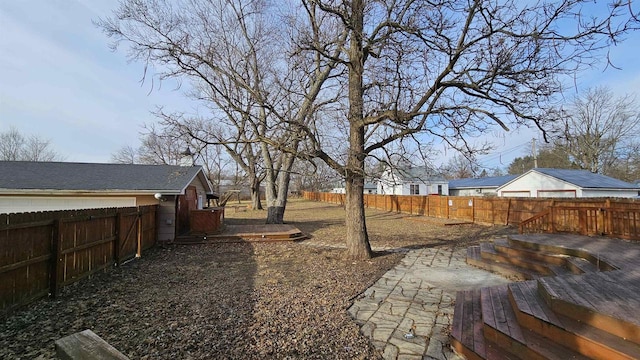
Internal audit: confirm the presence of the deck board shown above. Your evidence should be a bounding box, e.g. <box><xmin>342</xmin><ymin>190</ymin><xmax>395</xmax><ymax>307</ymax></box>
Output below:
<box><xmin>495</xmin><ymin>286</ymin><xmax>525</xmax><ymax>344</ymax></box>
<box><xmin>471</xmin><ymin>289</ymin><xmax>486</xmax><ymax>358</ymax></box>
<box><xmin>518</xmin><ymin>280</ymin><xmax>561</xmax><ymax>326</ymax></box>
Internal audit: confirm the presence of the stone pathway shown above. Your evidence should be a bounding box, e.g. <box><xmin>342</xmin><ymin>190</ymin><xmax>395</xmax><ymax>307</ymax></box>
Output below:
<box><xmin>347</xmin><ymin>247</ymin><xmax>512</xmax><ymax>360</ymax></box>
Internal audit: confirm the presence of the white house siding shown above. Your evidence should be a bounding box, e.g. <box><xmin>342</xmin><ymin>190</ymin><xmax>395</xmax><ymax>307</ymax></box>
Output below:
<box><xmin>0</xmin><ymin>196</ymin><xmax>136</xmax><ymax>214</ymax></box>
<box><xmin>500</xmin><ymin>191</ymin><xmax>531</xmax><ymax>197</ymax></box>
<box><xmin>499</xmin><ymin>172</ymin><xmax>578</xmax><ymax>198</ymax></box>
<box><xmin>378</xmin><ymin>182</ymin><xmax>448</xmax><ymax>195</ymax></box>
<box><xmin>581</xmin><ymin>189</ymin><xmax>640</xmax><ymax>198</ymax></box>
<box><xmin>450</xmin><ymin>188</ymin><xmax>498</xmax><ymax>196</ymax></box>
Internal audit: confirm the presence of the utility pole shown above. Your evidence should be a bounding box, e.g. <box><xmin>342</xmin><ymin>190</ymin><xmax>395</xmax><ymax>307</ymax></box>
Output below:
<box><xmin>532</xmin><ymin>138</ymin><xmax>538</xmax><ymax>168</ymax></box>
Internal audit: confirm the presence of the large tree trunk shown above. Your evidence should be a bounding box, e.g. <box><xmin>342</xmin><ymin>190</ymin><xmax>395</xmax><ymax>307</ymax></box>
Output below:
<box><xmin>250</xmin><ymin>176</ymin><xmax>263</xmax><ymax>210</ymax></box>
<box><xmin>345</xmin><ymin>174</ymin><xmax>372</xmax><ymax>259</ymax></box>
<box><xmin>265</xmin><ymin>154</ymin><xmax>295</xmax><ymax>224</ymax></box>
<box><xmin>344</xmin><ymin>0</ymin><xmax>372</xmax><ymax>260</ymax></box>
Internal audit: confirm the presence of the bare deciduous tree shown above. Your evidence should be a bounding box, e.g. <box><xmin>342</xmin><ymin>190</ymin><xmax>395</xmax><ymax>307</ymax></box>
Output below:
<box><xmin>294</xmin><ymin>0</ymin><xmax>638</xmax><ymax>258</ymax></box>
<box><xmin>553</xmin><ymin>87</ymin><xmax>640</xmax><ymax>175</ymax></box>
<box><xmin>441</xmin><ymin>155</ymin><xmax>480</xmax><ymax>180</ymax></box>
<box><xmin>100</xmin><ymin>0</ymin><xmax>639</xmax><ymax>259</ymax></box>
<box><xmin>0</xmin><ymin>127</ymin><xmax>64</xmax><ymax>162</ymax></box>
<box><xmin>99</xmin><ymin>0</ymin><xmax>342</xmax><ymax>222</ymax></box>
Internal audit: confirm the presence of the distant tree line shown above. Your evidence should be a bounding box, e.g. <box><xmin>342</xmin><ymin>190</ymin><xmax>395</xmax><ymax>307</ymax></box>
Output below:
<box><xmin>0</xmin><ymin>127</ymin><xmax>64</xmax><ymax>162</ymax></box>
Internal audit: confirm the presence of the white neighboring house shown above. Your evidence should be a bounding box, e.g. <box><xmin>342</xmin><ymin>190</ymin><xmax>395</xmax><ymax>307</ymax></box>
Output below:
<box><xmin>330</xmin><ymin>182</ymin><xmax>377</xmax><ymax>194</ymax></box>
<box><xmin>449</xmin><ymin>175</ymin><xmax>518</xmax><ymax>196</ymax></box>
<box><xmin>0</xmin><ymin>161</ymin><xmax>216</xmax><ymax>242</ymax></box>
<box><xmin>496</xmin><ymin>168</ymin><xmax>640</xmax><ymax>198</ymax></box>
<box><xmin>377</xmin><ymin>166</ymin><xmax>448</xmax><ymax>195</ymax></box>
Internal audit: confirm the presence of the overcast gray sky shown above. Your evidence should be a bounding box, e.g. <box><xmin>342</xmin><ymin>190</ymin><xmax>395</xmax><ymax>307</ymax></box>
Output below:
<box><xmin>1</xmin><ymin>1</ymin><xmax>639</xmax><ymax>168</ymax></box>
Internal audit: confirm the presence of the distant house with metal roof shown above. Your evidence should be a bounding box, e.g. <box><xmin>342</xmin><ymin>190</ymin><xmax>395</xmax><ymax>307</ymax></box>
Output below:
<box><xmin>495</xmin><ymin>168</ymin><xmax>640</xmax><ymax>198</ymax></box>
<box><xmin>449</xmin><ymin>175</ymin><xmax>518</xmax><ymax>196</ymax></box>
<box><xmin>377</xmin><ymin>166</ymin><xmax>448</xmax><ymax>195</ymax></box>
<box><xmin>0</xmin><ymin>161</ymin><xmax>216</xmax><ymax>241</ymax></box>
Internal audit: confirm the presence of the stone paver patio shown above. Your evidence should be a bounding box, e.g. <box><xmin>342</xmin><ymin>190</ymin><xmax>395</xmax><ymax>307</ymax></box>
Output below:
<box><xmin>347</xmin><ymin>247</ymin><xmax>512</xmax><ymax>360</ymax></box>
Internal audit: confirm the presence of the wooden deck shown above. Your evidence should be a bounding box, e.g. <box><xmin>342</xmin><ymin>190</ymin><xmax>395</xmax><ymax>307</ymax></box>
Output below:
<box><xmin>451</xmin><ymin>234</ymin><xmax>640</xmax><ymax>359</ymax></box>
<box><xmin>174</xmin><ymin>224</ymin><xmax>307</xmax><ymax>244</ymax></box>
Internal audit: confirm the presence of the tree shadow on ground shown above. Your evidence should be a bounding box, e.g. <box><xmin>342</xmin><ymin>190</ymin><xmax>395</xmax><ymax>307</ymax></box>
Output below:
<box><xmin>0</xmin><ymin>243</ymin><xmax>258</xmax><ymax>359</ymax></box>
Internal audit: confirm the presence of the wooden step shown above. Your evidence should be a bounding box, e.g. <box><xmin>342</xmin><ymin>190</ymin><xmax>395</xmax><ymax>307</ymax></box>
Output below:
<box><xmin>480</xmin><ymin>284</ymin><xmax>571</xmax><ymax>360</ymax></box>
<box><xmin>493</xmin><ymin>239</ymin><xmax>568</xmax><ymax>266</ymax></box>
<box><xmin>480</xmin><ymin>243</ymin><xmax>571</xmax><ymax>276</ymax></box>
<box><xmin>539</xmin><ymin>273</ymin><xmax>640</xmax><ymax>346</ymax></box>
<box><xmin>450</xmin><ymin>289</ymin><xmax>516</xmax><ymax>360</ymax></box>
<box><xmin>507</xmin><ymin>280</ymin><xmax>638</xmax><ymax>360</ymax></box>
<box><xmin>506</xmin><ymin>235</ymin><xmax>617</xmax><ymax>271</ymax></box>
<box><xmin>467</xmin><ymin>246</ymin><xmax>538</xmax><ymax>281</ymax></box>
<box><xmin>451</xmin><ymin>289</ymin><xmax>486</xmax><ymax>360</ymax></box>
<box><xmin>564</xmin><ymin>256</ymin><xmax>599</xmax><ymax>274</ymax></box>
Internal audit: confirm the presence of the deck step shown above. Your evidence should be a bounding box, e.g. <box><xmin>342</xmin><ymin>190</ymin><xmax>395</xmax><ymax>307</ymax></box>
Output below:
<box><xmin>493</xmin><ymin>238</ymin><xmax>568</xmax><ymax>267</ymax></box>
<box><xmin>539</xmin><ymin>273</ymin><xmax>640</xmax><ymax>346</ymax></box>
<box><xmin>480</xmin><ymin>243</ymin><xmax>558</xmax><ymax>276</ymax></box>
<box><xmin>509</xmin><ymin>279</ymin><xmax>640</xmax><ymax>359</ymax></box>
<box><xmin>467</xmin><ymin>246</ymin><xmax>539</xmax><ymax>281</ymax></box>
<box><xmin>506</xmin><ymin>235</ymin><xmax>617</xmax><ymax>271</ymax></box>
<box><xmin>451</xmin><ymin>289</ymin><xmax>487</xmax><ymax>360</ymax></box>
<box><xmin>565</xmin><ymin>256</ymin><xmax>599</xmax><ymax>274</ymax></box>
<box><xmin>480</xmin><ymin>284</ymin><xmax>589</xmax><ymax>359</ymax></box>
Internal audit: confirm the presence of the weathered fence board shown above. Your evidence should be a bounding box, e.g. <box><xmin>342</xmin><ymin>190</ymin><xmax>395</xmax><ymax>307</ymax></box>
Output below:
<box><xmin>0</xmin><ymin>206</ymin><xmax>157</xmax><ymax>315</ymax></box>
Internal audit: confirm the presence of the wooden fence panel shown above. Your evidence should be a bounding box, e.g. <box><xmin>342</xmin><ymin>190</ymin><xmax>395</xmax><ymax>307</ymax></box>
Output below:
<box><xmin>427</xmin><ymin>196</ymin><xmax>446</xmax><ymax>218</ymax></box>
<box><xmin>448</xmin><ymin>197</ymin><xmax>474</xmax><ymax>221</ymax></box>
<box><xmin>1</xmin><ymin>205</ymin><xmax>157</xmax><ymax>315</ymax></box>
<box><xmin>606</xmin><ymin>208</ymin><xmax>640</xmax><ymax>240</ymax></box>
<box><xmin>59</xmin><ymin>215</ymin><xmax>116</xmax><ymax>287</ymax></box>
<box><xmin>119</xmin><ymin>211</ymin><xmax>139</xmax><ymax>261</ymax></box>
<box><xmin>304</xmin><ymin>192</ymin><xmax>640</xmax><ymax>241</ymax></box>
<box><xmin>0</xmin><ymin>215</ymin><xmax>53</xmax><ymax>315</ymax></box>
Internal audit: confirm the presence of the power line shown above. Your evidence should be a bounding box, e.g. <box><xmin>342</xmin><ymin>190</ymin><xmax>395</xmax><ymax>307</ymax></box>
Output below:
<box><xmin>476</xmin><ymin>141</ymin><xmax>531</xmax><ymax>166</ymax></box>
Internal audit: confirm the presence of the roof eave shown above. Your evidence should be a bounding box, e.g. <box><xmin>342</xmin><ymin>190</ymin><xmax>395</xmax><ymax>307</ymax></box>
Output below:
<box><xmin>0</xmin><ymin>189</ymin><xmax>183</xmax><ymax>196</ymax></box>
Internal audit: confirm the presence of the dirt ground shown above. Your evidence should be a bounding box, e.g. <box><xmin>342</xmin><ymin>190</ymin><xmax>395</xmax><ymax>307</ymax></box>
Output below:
<box><xmin>0</xmin><ymin>199</ymin><xmax>515</xmax><ymax>359</ymax></box>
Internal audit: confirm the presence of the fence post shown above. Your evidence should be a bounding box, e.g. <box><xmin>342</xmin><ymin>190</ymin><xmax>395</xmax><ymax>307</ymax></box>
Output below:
<box><xmin>549</xmin><ymin>206</ymin><xmax>556</xmax><ymax>233</ymax></box>
<box><xmin>136</xmin><ymin>209</ymin><xmax>142</xmax><ymax>258</ymax></box>
<box><xmin>114</xmin><ymin>212</ymin><xmax>122</xmax><ymax>265</ymax></box>
<box><xmin>604</xmin><ymin>199</ymin><xmax>612</xmax><ymax>235</ymax></box>
<box><xmin>49</xmin><ymin>219</ymin><xmax>63</xmax><ymax>298</ymax></box>
<box><xmin>446</xmin><ymin>196</ymin><xmax>450</xmax><ymax>219</ymax></box>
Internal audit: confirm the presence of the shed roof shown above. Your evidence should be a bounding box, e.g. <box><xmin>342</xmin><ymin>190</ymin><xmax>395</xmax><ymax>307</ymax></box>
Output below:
<box><xmin>505</xmin><ymin>168</ymin><xmax>639</xmax><ymax>190</ymax></box>
<box><xmin>449</xmin><ymin>175</ymin><xmax>518</xmax><ymax>189</ymax></box>
<box><xmin>0</xmin><ymin>161</ymin><xmax>214</xmax><ymax>195</ymax></box>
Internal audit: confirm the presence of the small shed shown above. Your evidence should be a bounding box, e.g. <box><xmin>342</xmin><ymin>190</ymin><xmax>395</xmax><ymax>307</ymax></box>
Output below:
<box><xmin>0</xmin><ymin>161</ymin><xmax>218</xmax><ymax>242</ymax></box>
<box><xmin>449</xmin><ymin>175</ymin><xmax>517</xmax><ymax>196</ymax></box>
<box><xmin>377</xmin><ymin>166</ymin><xmax>448</xmax><ymax>195</ymax></box>
<box><xmin>496</xmin><ymin>168</ymin><xmax>640</xmax><ymax>198</ymax></box>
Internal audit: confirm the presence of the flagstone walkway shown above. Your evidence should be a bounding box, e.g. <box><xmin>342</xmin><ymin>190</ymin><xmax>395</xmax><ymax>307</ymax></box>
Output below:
<box><xmin>347</xmin><ymin>247</ymin><xmax>512</xmax><ymax>360</ymax></box>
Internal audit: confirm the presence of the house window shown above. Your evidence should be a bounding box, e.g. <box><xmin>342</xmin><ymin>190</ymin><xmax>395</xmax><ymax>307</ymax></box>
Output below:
<box><xmin>437</xmin><ymin>185</ymin><xmax>442</xmax><ymax>195</ymax></box>
<box><xmin>410</xmin><ymin>184</ymin><xmax>420</xmax><ymax>195</ymax></box>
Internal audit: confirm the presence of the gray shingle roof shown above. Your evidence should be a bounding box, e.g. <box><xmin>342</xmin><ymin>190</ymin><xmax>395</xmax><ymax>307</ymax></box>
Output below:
<box><xmin>532</xmin><ymin>168</ymin><xmax>638</xmax><ymax>189</ymax></box>
<box><xmin>0</xmin><ymin>161</ymin><xmax>211</xmax><ymax>194</ymax></box>
<box><xmin>449</xmin><ymin>175</ymin><xmax>518</xmax><ymax>189</ymax></box>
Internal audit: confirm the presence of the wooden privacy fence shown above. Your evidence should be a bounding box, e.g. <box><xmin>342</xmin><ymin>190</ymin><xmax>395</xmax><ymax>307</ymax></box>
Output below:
<box><xmin>303</xmin><ymin>192</ymin><xmax>640</xmax><ymax>240</ymax></box>
<box><xmin>0</xmin><ymin>205</ymin><xmax>157</xmax><ymax>316</ymax></box>
<box><xmin>519</xmin><ymin>205</ymin><xmax>640</xmax><ymax>240</ymax></box>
